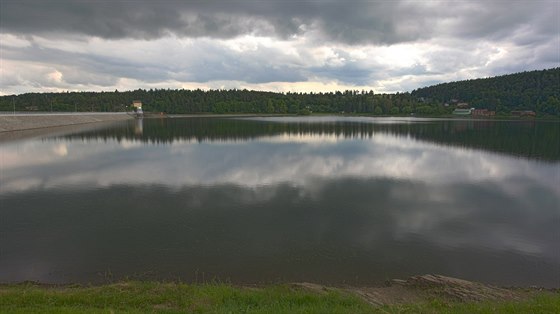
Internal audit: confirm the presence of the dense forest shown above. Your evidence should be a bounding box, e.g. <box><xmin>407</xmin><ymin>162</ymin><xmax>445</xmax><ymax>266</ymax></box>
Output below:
<box><xmin>412</xmin><ymin>67</ymin><xmax>560</xmax><ymax>116</ymax></box>
<box><xmin>1</xmin><ymin>68</ymin><xmax>558</xmax><ymax>116</ymax></box>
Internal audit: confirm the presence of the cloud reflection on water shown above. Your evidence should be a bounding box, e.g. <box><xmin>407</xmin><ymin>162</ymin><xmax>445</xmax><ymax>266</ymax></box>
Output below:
<box><xmin>1</xmin><ymin>177</ymin><xmax>558</xmax><ymax>286</ymax></box>
<box><xmin>1</xmin><ymin>132</ymin><xmax>558</xmax><ymax>195</ymax></box>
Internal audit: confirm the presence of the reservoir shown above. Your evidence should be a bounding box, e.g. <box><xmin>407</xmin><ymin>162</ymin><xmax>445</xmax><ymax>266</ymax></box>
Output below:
<box><xmin>1</xmin><ymin>116</ymin><xmax>559</xmax><ymax>287</ymax></box>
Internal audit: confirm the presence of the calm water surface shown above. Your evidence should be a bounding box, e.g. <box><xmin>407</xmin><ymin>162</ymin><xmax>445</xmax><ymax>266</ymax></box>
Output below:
<box><xmin>1</xmin><ymin>116</ymin><xmax>559</xmax><ymax>287</ymax></box>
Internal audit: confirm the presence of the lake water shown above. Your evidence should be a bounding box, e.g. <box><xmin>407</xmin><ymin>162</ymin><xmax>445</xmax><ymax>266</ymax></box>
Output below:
<box><xmin>1</xmin><ymin>116</ymin><xmax>559</xmax><ymax>287</ymax></box>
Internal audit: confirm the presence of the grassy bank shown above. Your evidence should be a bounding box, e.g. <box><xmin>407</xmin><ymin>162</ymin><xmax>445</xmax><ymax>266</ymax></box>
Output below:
<box><xmin>1</xmin><ymin>281</ymin><xmax>559</xmax><ymax>313</ymax></box>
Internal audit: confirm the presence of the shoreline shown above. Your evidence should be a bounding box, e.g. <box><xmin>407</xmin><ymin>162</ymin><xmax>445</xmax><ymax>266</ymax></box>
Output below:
<box><xmin>1</xmin><ymin>112</ymin><xmax>557</xmax><ymax>134</ymax></box>
<box><xmin>6</xmin><ymin>274</ymin><xmax>556</xmax><ymax>295</ymax></box>
<box><xmin>2</xmin><ymin>275</ymin><xmax>558</xmax><ymax>312</ymax></box>
<box><xmin>5</xmin><ymin>274</ymin><xmax>557</xmax><ymax>291</ymax></box>
<box><xmin>0</xmin><ymin>112</ymin><xmax>134</xmax><ymax>133</ymax></box>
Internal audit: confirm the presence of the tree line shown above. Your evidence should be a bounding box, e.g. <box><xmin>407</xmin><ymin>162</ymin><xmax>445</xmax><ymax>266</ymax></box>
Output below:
<box><xmin>1</xmin><ymin>68</ymin><xmax>558</xmax><ymax>116</ymax></box>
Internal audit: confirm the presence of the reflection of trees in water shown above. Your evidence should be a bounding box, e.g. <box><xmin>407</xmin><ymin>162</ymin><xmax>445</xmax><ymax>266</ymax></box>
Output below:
<box><xmin>58</xmin><ymin>117</ymin><xmax>559</xmax><ymax>161</ymax></box>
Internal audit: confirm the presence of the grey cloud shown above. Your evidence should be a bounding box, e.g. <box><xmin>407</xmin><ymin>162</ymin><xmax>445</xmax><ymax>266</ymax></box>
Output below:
<box><xmin>312</xmin><ymin>65</ymin><xmax>373</xmax><ymax>85</ymax></box>
<box><xmin>308</xmin><ymin>52</ymin><xmax>434</xmax><ymax>86</ymax></box>
<box><xmin>1</xmin><ymin>37</ymin><xmax>307</xmax><ymax>87</ymax></box>
<box><xmin>1</xmin><ymin>44</ymin><xmax>152</xmax><ymax>87</ymax></box>
<box><xmin>534</xmin><ymin>39</ymin><xmax>560</xmax><ymax>64</ymax></box>
<box><xmin>449</xmin><ymin>1</ymin><xmax>558</xmax><ymax>46</ymax></box>
<box><xmin>178</xmin><ymin>43</ymin><xmax>307</xmax><ymax>83</ymax></box>
<box><xmin>1</xmin><ymin>0</ymin><xmax>557</xmax><ymax>45</ymax></box>
<box><xmin>481</xmin><ymin>40</ymin><xmax>560</xmax><ymax>77</ymax></box>
<box><xmin>0</xmin><ymin>1</ymin><xmax>297</xmax><ymax>40</ymax></box>
<box><xmin>0</xmin><ymin>71</ymin><xmax>22</xmax><ymax>88</ymax></box>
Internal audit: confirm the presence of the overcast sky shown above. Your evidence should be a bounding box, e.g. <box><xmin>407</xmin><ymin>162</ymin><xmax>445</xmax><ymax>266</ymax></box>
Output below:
<box><xmin>1</xmin><ymin>0</ymin><xmax>558</xmax><ymax>95</ymax></box>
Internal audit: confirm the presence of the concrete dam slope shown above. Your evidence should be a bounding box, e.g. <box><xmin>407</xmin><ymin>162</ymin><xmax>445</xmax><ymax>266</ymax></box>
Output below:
<box><xmin>0</xmin><ymin>113</ymin><xmax>134</xmax><ymax>132</ymax></box>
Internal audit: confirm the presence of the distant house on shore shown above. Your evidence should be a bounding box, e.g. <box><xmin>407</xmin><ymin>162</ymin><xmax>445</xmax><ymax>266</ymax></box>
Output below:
<box><xmin>452</xmin><ymin>102</ymin><xmax>476</xmax><ymax>115</ymax></box>
<box><xmin>452</xmin><ymin>108</ymin><xmax>473</xmax><ymax>115</ymax></box>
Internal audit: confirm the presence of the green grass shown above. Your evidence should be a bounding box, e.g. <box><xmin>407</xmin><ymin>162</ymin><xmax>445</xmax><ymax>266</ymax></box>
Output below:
<box><xmin>1</xmin><ymin>282</ymin><xmax>558</xmax><ymax>313</ymax></box>
<box><xmin>0</xmin><ymin>282</ymin><xmax>371</xmax><ymax>314</ymax></box>
<box><xmin>383</xmin><ymin>294</ymin><xmax>560</xmax><ymax>314</ymax></box>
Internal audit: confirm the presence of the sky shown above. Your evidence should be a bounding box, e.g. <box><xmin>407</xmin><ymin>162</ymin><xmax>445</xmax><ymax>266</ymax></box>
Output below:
<box><xmin>0</xmin><ymin>0</ymin><xmax>559</xmax><ymax>95</ymax></box>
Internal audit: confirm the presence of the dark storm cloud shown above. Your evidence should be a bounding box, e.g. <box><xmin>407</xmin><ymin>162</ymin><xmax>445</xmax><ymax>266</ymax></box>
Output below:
<box><xmin>1</xmin><ymin>0</ymin><xmax>557</xmax><ymax>45</ymax></box>
<box><xmin>0</xmin><ymin>0</ymin><xmax>300</xmax><ymax>40</ymax></box>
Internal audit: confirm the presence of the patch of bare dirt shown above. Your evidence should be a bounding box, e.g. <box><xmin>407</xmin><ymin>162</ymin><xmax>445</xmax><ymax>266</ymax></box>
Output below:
<box><xmin>294</xmin><ymin>274</ymin><xmax>541</xmax><ymax>306</ymax></box>
<box><xmin>390</xmin><ymin>274</ymin><xmax>524</xmax><ymax>302</ymax></box>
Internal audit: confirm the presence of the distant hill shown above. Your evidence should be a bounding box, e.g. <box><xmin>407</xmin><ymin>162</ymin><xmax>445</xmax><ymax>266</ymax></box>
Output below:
<box><xmin>412</xmin><ymin>68</ymin><xmax>560</xmax><ymax>116</ymax></box>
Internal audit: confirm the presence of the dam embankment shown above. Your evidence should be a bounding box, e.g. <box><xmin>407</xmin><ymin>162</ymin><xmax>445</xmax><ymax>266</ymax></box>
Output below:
<box><xmin>0</xmin><ymin>113</ymin><xmax>134</xmax><ymax>132</ymax></box>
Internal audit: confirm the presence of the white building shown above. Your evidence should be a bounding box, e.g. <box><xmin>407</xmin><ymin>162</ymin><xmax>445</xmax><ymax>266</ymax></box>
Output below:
<box><xmin>132</xmin><ymin>100</ymin><xmax>143</xmax><ymax>115</ymax></box>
